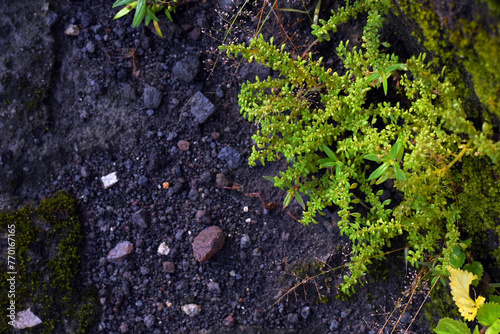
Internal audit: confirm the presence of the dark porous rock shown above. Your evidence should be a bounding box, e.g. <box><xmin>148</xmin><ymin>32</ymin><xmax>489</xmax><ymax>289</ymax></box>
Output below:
<box><xmin>218</xmin><ymin>146</ymin><xmax>241</xmax><ymax>169</ymax></box>
<box><xmin>132</xmin><ymin>209</ymin><xmax>150</xmax><ymax>229</ymax></box>
<box><xmin>287</xmin><ymin>312</ymin><xmax>299</xmax><ymax>324</ymax></box>
<box><xmin>192</xmin><ymin>226</ymin><xmax>225</xmax><ymax>263</ymax></box>
<box><xmin>188</xmin><ymin>188</ymin><xmax>199</xmax><ymax>201</ymax></box>
<box><xmin>163</xmin><ymin>261</ymin><xmax>176</xmax><ymax>273</ymax></box>
<box><xmin>330</xmin><ymin>319</ymin><xmax>340</xmax><ymax>331</ymax></box>
<box><xmin>199</xmin><ymin>170</ymin><xmax>213</xmax><ymax>184</ymax></box>
<box><xmin>120</xmin><ymin>83</ymin><xmax>137</xmax><ymax>103</ymax></box>
<box><xmin>172</xmin><ymin>55</ymin><xmax>200</xmax><ymax>83</ymax></box>
<box><xmin>107</xmin><ymin>241</ymin><xmax>134</xmax><ymax>263</ymax></box>
<box><xmin>207</xmin><ymin>282</ymin><xmax>221</xmax><ymax>295</ymax></box>
<box><xmin>143</xmin><ymin>85</ymin><xmax>162</xmax><ymax>109</ymax></box>
<box><xmin>80</xmin><ymin>11</ymin><xmax>93</xmax><ymax>28</ymax></box>
<box><xmin>239</xmin><ymin>62</ymin><xmax>271</xmax><ymax>83</ymax></box>
<box><xmin>190</xmin><ymin>91</ymin><xmax>215</xmax><ymax>124</ymax></box>
<box><xmin>137</xmin><ymin>175</ymin><xmax>148</xmax><ymax>186</ymax></box>
<box><xmin>195</xmin><ymin>209</ymin><xmax>212</xmax><ymax>224</ymax></box>
<box><xmin>188</xmin><ymin>27</ymin><xmax>201</xmax><ymax>40</ymax></box>
<box><xmin>215</xmin><ymin>173</ymin><xmax>230</xmax><ymax>188</ymax></box>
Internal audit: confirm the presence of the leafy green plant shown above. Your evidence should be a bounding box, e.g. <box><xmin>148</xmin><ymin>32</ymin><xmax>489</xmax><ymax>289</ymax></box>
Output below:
<box><xmin>263</xmin><ymin>175</ymin><xmax>305</xmax><ymax>210</ymax></box>
<box><xmin>364</xmin><ymin>135</ymin><xmax>407</xmax><ymax>183</ymax></box>
<box><xmin>220</xmin><ymin>0</ymin><xmax>500</xmax><ymax>295</ymax></box>
<box><xmin>112</xmin><ymin>0</ymin><xmax>178</xmax><ymax>37</ymax></box>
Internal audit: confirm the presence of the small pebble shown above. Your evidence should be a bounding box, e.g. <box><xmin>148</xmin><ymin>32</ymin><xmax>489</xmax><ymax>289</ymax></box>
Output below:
<box><xmin>177</xmin><ymin>140</ymin><xmax>190</xmax><ymax>151</ymax></box>
<box><xmin>163</xmin><ymin>261</ymin><xmax>175</xmax><ymax>273</ymax></box>
<box><xmin>157</xmin><ymin>242</ymin><xmax>171</xmax><ymax>256</ymax></box>
<box><xmin>240</xmin><ymin>234</ymin><xmax>251</xmax><ymax>249</ymax></box>
<box><xmin>181</xmin><ymin>304</ymin><xmax>201</xmax><ymax>317</ymax></box>
<box><xmin>223</xmin><ymin>315</ymin><xmax>235</xmax><ymax>327</ymax></box>
<box><xmin>211</xmin><ymin>131</ymin><xmax>220</xmax><ymax>140</ymax></box>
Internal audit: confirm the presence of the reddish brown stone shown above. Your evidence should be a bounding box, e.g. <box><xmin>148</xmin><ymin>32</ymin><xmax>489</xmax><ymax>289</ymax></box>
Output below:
<box><xmin>107</xmin><ymin>241</ymin><xmax>134</xmax><ymax>263</ymax></box>
<box><xmin>211</xmin><ymin>131</ymin><xmax>220</xmax><ymax>140</ymax></box>
<box><xmin>223</xmin><ymin>315</ymin><xmax>235</xmax><ymax>327</ymax></box>
<box><xmin>192</xmin><ymin>226</ymin><xmax>225</xmax><ymax>262</ymax></box>
<box><xmin>177</xmin><ymin>140</ymin><xmax>190</xmax><ymax>151</ymax></box>
<box><xmin>163</xmin><ymin>261</ymin><xmax>176</xmax><ymax>273</ymax></box>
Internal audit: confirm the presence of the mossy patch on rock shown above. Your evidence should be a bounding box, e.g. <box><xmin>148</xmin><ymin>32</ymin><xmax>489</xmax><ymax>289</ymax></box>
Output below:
<box><xmin>452</xmin><ymin>157</ymin><xmax>500</xmax><ymax>269</ymax></box>
<box><xmin>424</xmin><ymin>282</ymin><xmax>460</xmax><ymax>331</ymax></box>
<box><xmin>0</xmin><ymin>191</ymin><xmax>100</xmax><ymax>333</ymax></box>
<box><xmin>394</xmin><ymin>0</ymin><xmax>500</xmax><ymax>119</ymax></box>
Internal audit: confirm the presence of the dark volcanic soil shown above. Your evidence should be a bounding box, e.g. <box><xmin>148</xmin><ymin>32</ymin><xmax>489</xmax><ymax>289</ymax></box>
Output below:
<box><xmin>1</xmin><ymin>0</ymin><xmax>432</xmax><ymax>333</ymax></box>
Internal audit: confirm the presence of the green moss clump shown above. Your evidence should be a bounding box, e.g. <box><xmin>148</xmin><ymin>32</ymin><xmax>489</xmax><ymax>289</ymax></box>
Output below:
<box><xmin>449</xmin><ymin>19</ymin><xmax>500</xmax><ymax>117</ymax></box>
<box><xmin>424</xmin><ymin>282</ymin><xmax>460</xmax><ymax>331</ymax></box>
<box><xmin>0</xmin><ymin>191</ymin><xmax>100</xmax><ymax>333</ymax></box>
<box><xmin>395</xmin><ymin>0</ymin><xmax>500</xmax><ymax>118</ymax></box>
<box><xmin>452</xmin><ymin>156</ymin><xmax>500</xmax><ymax>264</ymax></box>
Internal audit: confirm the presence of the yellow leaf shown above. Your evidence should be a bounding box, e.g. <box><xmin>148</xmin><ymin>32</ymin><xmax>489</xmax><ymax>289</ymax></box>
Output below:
<box><xmin>153</xmin><ymin>20</ymin><xmax>163</xmax><ymax>38</ymax></box>
<box><xmin>448</xmin><ymin>266</ymin><xmax>486</xmax><ymax>321</ymax></box>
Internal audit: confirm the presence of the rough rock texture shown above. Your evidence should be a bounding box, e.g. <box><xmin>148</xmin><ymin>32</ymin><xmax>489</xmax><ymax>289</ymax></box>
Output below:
<box><xmin>181</xmin><ymin>304</ymin><xmax>201</xmax><ymax>317</ymax></box>
<box><xmin>218</xmin><ymin>146</ymin><xmax>242</xmax><ymax>169</ymax></box>
<box><xmin>107</xmin><ymin>241</ymin><xmax>134</xmax><ymax>263</ymax></box>
<box><xmin>192</xmin><ymin>226</ymin><xmax>225</xmax><ymax>262</ymax></box>
<box><xmin>143</xmin><ymin>85</ymin><xmax>162</xmax><ymax>109</ymax></box>
<box><xmin>131</xmin><ymin>209</ymin><xmax>150</xmax><ymax>229</ymax></box>
<box><xmin>0</xmin><ymin>0</ymin><xmax>55</xmax><ymax>208</ymax></box>
<box><xmin>172</xmin><ymin>55</ymin><xmax>200</xmax><ymax>83</ymax></box>
<box><xmin>13</xmin><ymin>308</ymin><xmax>43</xmax><ymax>329</ymax></box>
<box><xmin>190</xmin><ymin>91</ymin><xmax>216</xmax><ymax>123</ymax></box>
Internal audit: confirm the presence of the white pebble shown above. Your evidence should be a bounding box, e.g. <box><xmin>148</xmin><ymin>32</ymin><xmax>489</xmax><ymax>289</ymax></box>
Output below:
<box><xmin>101</xmin><ymin>172</ymin><xmax>118</xmax><ymax>189</ymax></box>
<box><xmin>157</xmin><ymin>242</ymin><xmax>171</xmax><ymax>256</ymax></box>
<box><xmin>181</xmin><ymin>304</ymin><xmax>201</xmax><ymax>317</ymax></box>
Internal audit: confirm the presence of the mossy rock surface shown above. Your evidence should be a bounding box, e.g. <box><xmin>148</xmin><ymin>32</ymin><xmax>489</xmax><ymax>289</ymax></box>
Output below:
<box><xmin>394</xmin><ymin>0</ymin><xmax>500</xmax><ymax>121</ymax></box>
<box><xmin>0</xmin><ymin>191</ymin><xmax>100</xmax><ymax>333</ymax></box>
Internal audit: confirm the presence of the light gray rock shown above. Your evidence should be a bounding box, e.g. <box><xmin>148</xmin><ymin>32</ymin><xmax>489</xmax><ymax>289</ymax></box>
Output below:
<box><xmin>85</xmin><ymin>41</ymin><xmax>95</xmax><ymax>53</ymax></box>
<box><xmin>101</xmin><ymin>171</ymin><xmax>119</xmax><ymax>189</ymax></box>
<box><xmin>13</xmin><ymin>308</ymin><xmax>42</xmax><ymax>329</ymax></box>
<box><xmin>107</xmin><ymin>241</ymin><xmax>134</xmax><ymax>263</ymax></box>
<box><xmin>218</xmin><ymin>147</ymin><xmax>241</xmax><ymax>169</ymax></box>
<box><xmin>207</xmin><ymin>282</ymin><xmax>221</xmax><ymax>295</ymax></box>
<box><xmin>181</xmin><ymin>304</ymin><xmax>201</xmax><ymax>317</ymax></box>
<box><xmin>143</xmin><ymin>85</ymin><xmax>162</xmax><ymax>109</ymax></box>
<box><xmin>172</xmin><ymin>55</ymin><xmax>200</xmax><ymax>83</ymax></box>
<box><xmin>301</xmin><ymin>306</ymin><xmax>310</xmax><ymax>319</ymax></box>
<box><xmin>190</xmin><ymin>91</ymin><xmax>215</xmax><ymax>124</ymax></box>
<box><xmin>240</xmin><ymin>234</ymin><xmax>251</xmax><ymax>249</ymax></box>
<box><xmin>144</xmin><ymin>314</ymin><xmax>154</xmax><ymax>328</ymax></box>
